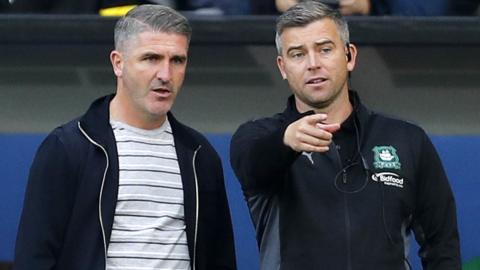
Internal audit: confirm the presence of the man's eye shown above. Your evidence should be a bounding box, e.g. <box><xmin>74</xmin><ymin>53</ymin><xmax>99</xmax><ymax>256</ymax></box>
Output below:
<box><xmin>172</xmin><ymin>57</ymin><xmax>186</xmax><ymax>64</ymax></box>
<box><xmin>144</xmin><ymin>56</ymin><xmax>158</xmax><ymax>62</ymax></box>
<box><xmin>291</xmin><ymin>52</ymin><xmax>304</xmax><ymax>58</ymax></box>
<box><xmin>321</xmin><ymin>48</ymin><xmax>332</xmax><ymax>54</ymax></box>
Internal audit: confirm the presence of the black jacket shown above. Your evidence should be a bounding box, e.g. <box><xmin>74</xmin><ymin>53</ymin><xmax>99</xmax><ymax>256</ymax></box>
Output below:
<box><xmin>14</xmin><ymin>95</ymin><xmax>236</xmax><ymax>270</ymax></box>
<box><xmin>230</xmin><ymin>91</ymin><xmax>460</xmax><ymax>270</ymax></box>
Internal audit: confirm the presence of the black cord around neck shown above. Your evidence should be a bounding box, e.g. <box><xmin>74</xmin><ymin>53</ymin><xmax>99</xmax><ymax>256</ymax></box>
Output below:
<box><xmin>333</xmin><ymin>113</ymin><xmax>370</xmax><ymax>194</ymax></box>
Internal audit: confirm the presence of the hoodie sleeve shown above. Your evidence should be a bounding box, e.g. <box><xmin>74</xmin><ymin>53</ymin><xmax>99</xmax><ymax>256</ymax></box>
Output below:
<box><xmin>230</xmin><ymin>117</ymin><xmax>300</xmax><ymax>195</ymax></box>
<box><xmin>14</xmin><ymin>131</ymin><xmax>77</xmax><ymax>270</ymax></box>
<box><xmin>413</xmin><ymin>133</ymin><xmax>461</xmax><ymax>270</ymax></box>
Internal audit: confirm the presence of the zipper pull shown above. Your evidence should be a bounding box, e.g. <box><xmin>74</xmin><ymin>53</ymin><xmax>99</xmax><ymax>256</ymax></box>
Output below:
<box><xmin>342</xmin><ymin>169</ymin><xmax>347</xmax><ymax>184</ymax></box>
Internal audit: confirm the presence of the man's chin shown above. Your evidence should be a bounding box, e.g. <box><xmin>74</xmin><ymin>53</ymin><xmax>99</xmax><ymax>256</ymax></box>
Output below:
<box><xmin>304</xmin><ymin>96</ymin><xmax>335</xmax><ymax>110</ymax></box>
<box><xmin>146</xmin><ymin>103</ymin><xmax>172</xmax><ymax>119</ymax></box>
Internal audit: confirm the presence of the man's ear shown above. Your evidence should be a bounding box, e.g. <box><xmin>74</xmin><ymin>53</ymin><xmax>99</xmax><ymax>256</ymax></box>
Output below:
<box><xmin>346</xmin><ymin>43</ymin><xmax>357</xmax><ymax>72</ymax></box>
<box><xmin>110</xmin><ymin>50</ymin><xmax>123</xmax><ymax>77</ymax></box>
<box><xmin>277</xmin><ymin>55</ymin><xmax>287</xmax><ymax>80</ymax></box>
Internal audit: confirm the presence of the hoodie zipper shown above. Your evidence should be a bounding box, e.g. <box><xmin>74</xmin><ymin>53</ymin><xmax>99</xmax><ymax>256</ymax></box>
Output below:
<box><xmin>78</xmin><ymin>122</ymin><xmax>109</xmax><ymax>269</ymax></box>
<box><xmin>191</xmin><ymin>145</ymin><xmax>202</xmax><ymax>270</ymax></box>
<box><xmin>333</xmin><ymin>143</ymin><xmax>352</xmax><ymax>270</ymax></box>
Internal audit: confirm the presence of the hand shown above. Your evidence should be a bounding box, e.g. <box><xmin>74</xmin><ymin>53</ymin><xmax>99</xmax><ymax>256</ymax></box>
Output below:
<box><xmin>339</xmin><ymin>0</ymin><xmax>371</xmax><ymax>15</ymax></box>
<box><xmin>284</xmin><ymin>114</ymin><xmax>340</xmax><ymax>153</ymax></box>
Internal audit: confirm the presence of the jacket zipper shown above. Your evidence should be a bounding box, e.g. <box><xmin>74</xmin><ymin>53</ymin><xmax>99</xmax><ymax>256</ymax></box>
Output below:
<box><xmin>78</xmin><ymin>122</ymin><xmax>109</xmax><ymax>270</ymax></box>
<box><xmin>343</xmin><ymin>194</ymin><xmax>352</xmax><ymax>270</ymax></box>
<box><xmin>192</xmin><ymin>145</ymin><xmax>202</xmax><ymax>270</ymax></box>
<box><xmin>334</xmin><ymin>144</ymin><xmax>352</xmax><ymax>270</ymax></box>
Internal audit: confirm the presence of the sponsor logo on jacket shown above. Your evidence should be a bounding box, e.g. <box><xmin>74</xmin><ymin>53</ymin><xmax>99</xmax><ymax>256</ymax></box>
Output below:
<box><xmin>371</xmin><ymin>172</ymin><xmax>404</xmax><ymax>188</ymax></box>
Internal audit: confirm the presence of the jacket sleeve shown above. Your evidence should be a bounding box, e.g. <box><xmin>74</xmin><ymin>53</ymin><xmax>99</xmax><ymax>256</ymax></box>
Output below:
<box><xmin>413</xmin><ymin>133</ymin><xmax>461</xmax><ymax>269</ymax></box>
<box><xmin>230</xmin><ymin>118</ymin><xmax>299</xmax><ymax>194</ymax></box>
<box><xmin>14</xmin><ymin>131</ymin><xmax>77</xmax><ymax>270</ymax></box>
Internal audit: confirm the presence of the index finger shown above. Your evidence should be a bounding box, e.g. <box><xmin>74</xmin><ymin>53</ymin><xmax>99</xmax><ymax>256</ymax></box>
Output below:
<box><xmin>303</xmin><ymin>113</ymin><xmax>328</xmax><ymax>124</ymax></box>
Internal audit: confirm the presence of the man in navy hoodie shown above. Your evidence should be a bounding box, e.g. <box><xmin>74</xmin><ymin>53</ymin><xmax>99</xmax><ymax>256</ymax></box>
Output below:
<box><xmin>230</xmin><ymin>1</ymin><xmax>461</xmax><ymax>269</ymax></box>
<box><xmin>14</xmin><ymin>5</ymin><xmax>236</xmax><ymax>270</ymax></box>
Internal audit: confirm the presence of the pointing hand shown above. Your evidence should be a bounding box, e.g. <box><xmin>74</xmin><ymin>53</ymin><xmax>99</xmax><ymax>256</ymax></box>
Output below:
<box><xmin>284</xmin><ymin>114</ymin><xmax>340</xmax><ymax>153</ymax></box>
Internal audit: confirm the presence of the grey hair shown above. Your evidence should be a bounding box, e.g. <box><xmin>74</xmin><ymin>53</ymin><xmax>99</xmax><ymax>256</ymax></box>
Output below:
<box><xmin>275</xmin><ymin>1</ymin><xmax>350</xmax><ymax>55</ymax></box>
<box><xmin>114</xmin><ymin>4</ymin><xmax>192</xmax><ymax>52</ymax></box>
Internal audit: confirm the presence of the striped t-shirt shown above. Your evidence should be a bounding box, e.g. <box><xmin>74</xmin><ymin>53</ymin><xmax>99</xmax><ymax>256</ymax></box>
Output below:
<box><xmin>106</xmin><ymin>119</ymin><xmax>191</xmax><ymax>270</ymax></box>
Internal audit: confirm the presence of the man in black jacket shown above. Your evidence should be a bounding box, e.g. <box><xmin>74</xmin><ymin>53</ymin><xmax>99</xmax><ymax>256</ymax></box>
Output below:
<box><xmin>230</xmin><ymin>1</ymin><xmax>461</xmax><ymax>269</ymax></box>
<box><xmin>14</xmin><ymin>5</ymin><xmax>236</xmax><ymax>270</ymax></box>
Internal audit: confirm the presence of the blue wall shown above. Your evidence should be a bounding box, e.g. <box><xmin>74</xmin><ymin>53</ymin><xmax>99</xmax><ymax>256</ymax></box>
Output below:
<box><xmin>1</xmin><ymin>134</ymin><xmax>479</xmax><ymax>269</ymax></box>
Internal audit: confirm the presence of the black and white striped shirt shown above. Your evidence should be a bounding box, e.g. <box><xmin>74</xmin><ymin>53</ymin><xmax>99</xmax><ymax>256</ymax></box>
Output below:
<box><xmin>106</xmin><ymin>119</ymin><xmax>191</xmax><ymax>270</ymax></box>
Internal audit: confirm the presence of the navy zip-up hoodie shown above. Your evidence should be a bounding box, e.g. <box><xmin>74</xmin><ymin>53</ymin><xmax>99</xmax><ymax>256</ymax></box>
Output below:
<box><xmin>14</xmin><ymin>95</ymin><xmax>237</xmax><ymax>270</ymax></box>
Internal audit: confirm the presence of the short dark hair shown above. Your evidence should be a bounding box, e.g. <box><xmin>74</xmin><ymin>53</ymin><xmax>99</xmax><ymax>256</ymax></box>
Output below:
<box><xmin>114</xmin><ymin>4</ymin><xmax>192</xmax><ymax>52</ymax></box>
<box><xmin>275</xmin><ymin>1</ymin><xmax>350</xmax><ymax>55</ymax></box>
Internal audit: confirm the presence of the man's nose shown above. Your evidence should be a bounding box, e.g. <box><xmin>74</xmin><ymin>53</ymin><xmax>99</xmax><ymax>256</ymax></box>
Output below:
<box><xmin>156</xmin><ymin>62</ymin><xmax>172</xmax><ymax>83</ymax></box>
<box><xmin>307</xmin><ymin>52</ymin><xmax>321</xmax><ymax>71</ymax></box>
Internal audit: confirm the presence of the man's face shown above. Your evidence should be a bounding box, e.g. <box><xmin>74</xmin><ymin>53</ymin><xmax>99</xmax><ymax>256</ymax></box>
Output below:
<box><xmin>277</xmin><ymin>19</ymin><xmax>356</xmax><ymax>113</ymax></box>
<box><xmin>111</xmin><ymin>31</ymin><xmax>188</xmax><ymax>126</ymax></box>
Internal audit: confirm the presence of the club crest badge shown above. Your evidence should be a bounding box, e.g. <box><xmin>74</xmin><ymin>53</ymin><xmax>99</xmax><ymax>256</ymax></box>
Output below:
<box><xmin>372</xmin><ymin>146</ymin><xmax>401</xmax><ymax>170</ymax></box>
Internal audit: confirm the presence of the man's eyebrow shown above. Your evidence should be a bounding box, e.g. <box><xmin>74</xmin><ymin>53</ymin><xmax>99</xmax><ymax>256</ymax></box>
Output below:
<box><xmin>173</xmin><ymin>54</ymin><xmax>187</xmax><ymax>59</ymax></box>
<box><xmin>140</xmin><ymin>51</ymin><xmax>161</xmax><ymax>58</ymax></box>
<box><xmin>285</xmin><ymin>39</ymin><xmax>336</xmax><ymax>54</ymax></box>
<box><xmin>314</xmin><ymin>40</ymin><xmax>335</xmax><ymax>46</ymax></box>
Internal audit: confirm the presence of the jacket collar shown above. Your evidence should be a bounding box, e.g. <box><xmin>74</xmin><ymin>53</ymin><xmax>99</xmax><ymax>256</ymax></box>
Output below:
<box><xmin>78</xmin><ymin>94</ymin><xmax>116</xmax><ymax>147</ymax></box>
<box><xmin>168</xmin><ymin>111</ymin><xmax>200</xmax><ymax>151</ymax></box>
<box><xmin>349</xmin><ymin>90</ymin><xmax>372</xmax><ymax>144</ymax></box>
<box><xmin>284</xmin><ymin>94</ymin><xmax>302</xmax><ymax>118</ymax></box>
